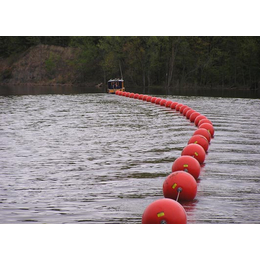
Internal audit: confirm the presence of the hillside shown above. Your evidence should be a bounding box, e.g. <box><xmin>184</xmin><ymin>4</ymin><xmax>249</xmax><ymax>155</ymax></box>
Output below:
<box><xmin>0</xmin><ymin>44</ymin><xmax>97</xmax><ymax>87</ymax></box>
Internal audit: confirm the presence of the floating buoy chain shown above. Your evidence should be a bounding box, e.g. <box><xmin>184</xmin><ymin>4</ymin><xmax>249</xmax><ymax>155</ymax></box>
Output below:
<box><xmin>115</xmin><ymin>91</ymin><xmax>215</xmax><ymax>224</ymax></box>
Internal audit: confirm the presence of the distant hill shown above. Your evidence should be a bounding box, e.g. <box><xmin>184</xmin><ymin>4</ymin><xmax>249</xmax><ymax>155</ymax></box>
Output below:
<box><xmin>0</xmin><ymin>44</ymin><xmax>97</xmax><ymax>87</ymax></box>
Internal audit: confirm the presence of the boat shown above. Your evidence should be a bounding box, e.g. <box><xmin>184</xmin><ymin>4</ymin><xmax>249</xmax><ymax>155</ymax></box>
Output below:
<box><xmin>107</xmin><ymin>78</ymin><xmax>125</xmax><ymax>94</ymax></box>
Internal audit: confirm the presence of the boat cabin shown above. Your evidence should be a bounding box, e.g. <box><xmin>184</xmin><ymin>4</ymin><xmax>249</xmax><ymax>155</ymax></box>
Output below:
<box><xmin>107</xmin><ymin>79</ymin><xmax>125</xmax><ymax>94</ymax></box>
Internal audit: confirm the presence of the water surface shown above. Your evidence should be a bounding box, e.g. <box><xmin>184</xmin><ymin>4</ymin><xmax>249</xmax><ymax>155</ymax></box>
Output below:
<box><xmin>0</xmin><ymin>93</ymin><xmax>260</xmax><ymax>223</ymax></box>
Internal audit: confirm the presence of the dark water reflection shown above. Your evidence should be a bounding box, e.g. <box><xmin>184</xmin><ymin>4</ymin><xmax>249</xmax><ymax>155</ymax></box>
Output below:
<box><xmin>0</xmin><ymin>93</ymin><xmax>260</xmax><ymax>223</ymax></box>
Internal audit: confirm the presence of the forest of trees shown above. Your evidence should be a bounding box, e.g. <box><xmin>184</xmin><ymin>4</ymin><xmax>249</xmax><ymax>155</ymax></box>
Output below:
<box><xmin>1</xmin><ymin>36</ymin><xmax>260</xmax><ymax>92</ymax></box>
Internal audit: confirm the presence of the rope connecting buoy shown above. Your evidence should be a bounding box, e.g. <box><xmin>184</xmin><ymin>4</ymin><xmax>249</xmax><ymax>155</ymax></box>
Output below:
<box><xmin>181</xmin><ymin>143</ymin><xmax>206</xmax><ymax>164</ymax></box>
<box><xmin>172</xmin><ymin>155</ymin><xmax>201</xmax><ymax>179</ymax></box>
<box><xmin>116</xmin><ymin>91</ymin><xmax>215</xmax><ymax>223</ymax></box>
<box><xmin>188</xmin><ymin>134</ymin><xmax>209</xmax><ymax>153</ymax></box>
<box><xmin>163</xmin><ymin>171</ymin><xmax>197</xmax><ymax>201</ymax></box>
<box><xmin>142</xmin><ymin>198</ymin><xmax>187</xmax><ymax>224</ymax></box>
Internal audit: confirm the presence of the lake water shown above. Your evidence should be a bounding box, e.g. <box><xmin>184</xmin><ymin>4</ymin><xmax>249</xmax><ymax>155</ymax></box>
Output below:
<box><xmin>0</xmin><ymin>93</ymin><xmax>260</xmax><ymax>223</ymax></box>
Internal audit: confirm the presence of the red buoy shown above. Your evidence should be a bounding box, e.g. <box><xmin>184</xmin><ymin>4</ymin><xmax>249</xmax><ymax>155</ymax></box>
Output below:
<box><xmin>198</xmin><ymin>118</ymin><xmax>213</xmax><ymax>127</ymax></box>
<box><xmin>155</xmin><ymin>98</ymin><xmax>162</xmax><ymax>104</ymax></box>
<box><xmin>151</xmin><ymin>97</ymin><xmax>157</xmax><ymax>103</ymax></box>
<box><xmin>165</xmin><ymin>100</ymin><xmax>173</xmax><ymax>107</ymax></box>
<box><xmin>160</xmin><ymin>99</ymin><xmax>167</xmax><ymax>106</ymax></box>
<box><xmin>163</xmin><ymin>171</ymin><xmax>197</xmax><ymax>201</ymax></box>
<box><xmin>186</xmin><ymin>109</ymin><xmax>195</xmax><ymax>119</ymax></box>
<box><xmin>170</xmin><ymin>102</ymin><xmax>178</xmax><ymax>109</ymax></box>
<box><xmin>134</xmin><ymin>93</ymin><xmax>139</xmax><ymax>99</ymax></box>
<box><xmin>179</xmin><ymin>105</ymin><xmax>188</xmax><ymax>114</ymax></box>
<box><xmin>194</xmin><ymin>115</ymin><xmax>207</xmax><ymax>126</ymax></box>
<box><xmin>142</xmin><ymin>95</ymin><xmax>148</xmax><ymax>101</ymax></box>
<box><xmin>129</xmin><ymin>93</ymin><xmax>135</xmax><ymax>98</ymax></box>
<box><xmin>193</xmin><ymin>128</ymin><xmax>211</xmax><ymax>143</ymax></box>
<box><xmin>115</xmin><ymin>90</ymin><xmax>119</xmax><ymax>95</ymax></box>
<box><xmin>122</xmin><ymin>92</ymin><xmax>126</xmax><ymax>96</ymax></box>
<box><xmin>199</xmin><ymin>123</ymin><xmax>215</xmax><ymax>137</ymax></box>
<box><xmin>125</xmin><ymin>92</ymin><xmax>130</xmax><ymax>97</ymax></box>
<box><xmin>182</xmin><ymin>107</ymin><xmax>191</xmax><ymax>116</ymax></box>
<box><xmin>146</xmin><ymin>96</ymin><xmax>152</xmax><ymax>102</ymax></box>
<box><xmin>181</xmin><ymin>143</ymin><xmax>206</xmax><ymax>164</ymax></box>
<box><xmin>138</xmin><ymin>94</ymin><xmax>144</xmax><ymax>100</ymax></box>
<box><xmin>172</xmin><ymin>155</ymin><xmax>201</xmax><ymax>179</ymax></box>
<box><xmin>188</xmin><ymin>134</ymin><xmax>209</xmax><ymax>153</ymax></box>
<box><xmin>142</xmin><ymin>198</ymin><xmax>187</xmax><ymax>224</ymax></box>
<box><xmin>189</xmin><ymin>112</ymin><xmax>201</xmax><ymax>122</ymax></box>
<box><xmin>175</xmin><ymin>103</ymin><xmax>183</xmax><ymax>111</ymax></box>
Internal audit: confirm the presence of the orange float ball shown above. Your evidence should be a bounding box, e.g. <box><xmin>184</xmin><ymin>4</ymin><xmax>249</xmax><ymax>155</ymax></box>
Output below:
<box><xmin>188</xmin><ymin>134</ymin><xmax>209</xmax><ymax>153</ymax></box>
<box><xmin>186</xmin><ymin>109</ymin><xmax>195</xmax><ymax>119</ymax></box>
<box><xmin>193</xmin><ymin>128</ymin><xmax>211</xmax><ymax>143</ymax></box>
<box><xmin>170</xmin><ymin>102</ymin><xmax>178</xmax><ymax>109</ymax></box>
<box><xmin>172</xmin><ymin>155</ymin><xmax>201</xmax><ymax>179</ymax></box>
<box><xmin>155</xmin><ymin>98</ymin><xmax>162</xmax><ymax>104</ymax></box>
<box><xmin>189</xmin><ymin>112</ymin><xmax>201</xmax><ymax>122</ymax></box>
<box><xmin>163</xmin><ymin>171</ymin><xmax>197</xmax><ymax>201</ymax></box>
<box><xmin>142</xmin><ymin>198</ymin><xmax>187</xmax><ymax>224</ymax></box>
<box><xmin>198</xmin><ymin>118</ymin><xmax>213</xmax><ymax>127</ymax></box>
<box><xmin>199</xmin><ymin>123</ymin><xmax>215</xmax><ymax>137</ymax></box>
<box><xmin>194</xmin><ymin>115</ymin><xmax>207</xmax><ymax>126</ymax></box>
<box><xmin>165</xmin><ymin>100</ymin><xmax>173</xmax><ymax>107</ymax></box>
<box><xmin>181</xmin><ymin>143</ymin><xmax>206</xmax><ymax>164</ymax></box>
<box><xmin>151</xmin><ymin>97</ymin><xmax>157</xmax><ymax>103</ymax></box>
<box><xmin>160</xmin><ymin>99</ymin><xmax>167</xmax><ymax>106</ymax></box>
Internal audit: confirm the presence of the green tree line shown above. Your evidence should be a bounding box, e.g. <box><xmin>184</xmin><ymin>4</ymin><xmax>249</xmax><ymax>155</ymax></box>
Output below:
<box><xmin>1</xmin><ymin>36</ymin><xmax>260</xmax><ymax>90</ymax></box>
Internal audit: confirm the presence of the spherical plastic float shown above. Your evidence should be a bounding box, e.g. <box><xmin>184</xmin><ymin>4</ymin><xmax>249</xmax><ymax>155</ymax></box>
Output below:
<box><xmin>160</xmin><ymin>99</ymin><xmax>167</xmax><ymax>106</ymax></box>
<box><xmin>129</xmin><ymin>92</ymin><xmax>135</xmax><ymax>98</ymax></box>
<box><xmin>189</xmin><ymin>112</ymin><xmax>201</xmax><ymax>122</ymax></box>
<box><xmin>115</xmin><ymin>90</ymin><xmax>119</xmax><ymax>95</ymax></box>
<box><xmin>138</xmin><ymin>94</ymin><xmax>144</xmax><ymax>100</ymax></box>
<box><xmin>151</xmin><ymin>97</ymin><xmax>157</xmax><ymax>103</ymax></box>
<box><xmin>186</xmin><ymin>109</ymin><xmax>195</xmax><ymax>119</ymax></box>
<box><xmin>170</xmin><ymin>102</ymin><xmax>178</xmax><ymax>109</ymax></box>
<box><xmin>142</xmin><ymin>198</ymin><xmax>187</xmax><ymax>224</ymax></box>
<box><xmin>181</xmin><ymin>143</ymin><xmax>206</xmax><ymax>164</ymax></box>
<box><xmin>188</xmin><ymin>134</ymin><xmax>209</xmax><ymax>153</ymax></box>
<box><xmin>122</xmin><ymin>92</ymin><xmax>127</xmax><ymax>96</ymax></box>
<box><xmin>193</xmin><ymin>128</ymin><xmax>211</xmax><ymax>143</ymax></box>
<box><xmin>125</xmin><ymin>92</ymin><xmax>130</xmax><ymax>97</ymax></box>
<box><xmin>146</xmin><ymin>96</ymin><xmax>152</xmax><ymax>102</ymax></box>
<box><xmin>182</xmin><ymin>107</ymin><xmax>191</xmax><ymax>116</ymax></box>
<box><xmin>179</xmin><ymin>105</ymin><xmax>188</xmax><ymax>114</ymax></box>
<box><xmin>199</xmin><ymin>123</ymin><xmax>215</xmax><ymax>137</ymax></box>
<box><xmin>198</xmin><ymin>118</ymin><xmax>213</xmax><ymax>127</ymax></box>
<box><xmin>165</xmin><ymin>100</ymin><xmax>173</xmax><ymax>107</ymax></box>
<box><xmin>134</xmin><ymin>93</ymin><xmax>139</xmax><ymax>99</ymax></box>
<box><xmin>142</xmin><ymin>95</ymin><xmax>148</xmax><ymax>101</ymax></box>
<box><xmin>172</xmin><ymin>155</ymin><xmax>201</xmax><ymax>179</ymax></box>
<box><xmin>194</xmin><ymin>115</ymin><xmax>207</xmax><ymax>126</ymax></box>
<box><xmin>175</xmin><ymin>103</ymin><xmax>183</xmax><ymax>111</ymax></box>
<box><xmin>163</xmin><ymin>171</ymin><xmax>197</xmax><ymax>201</ymax></box>
<box><xmin>155</xmin><ymin>98</ymin><xmax>162</xmax><ymax>104</ymax></box>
